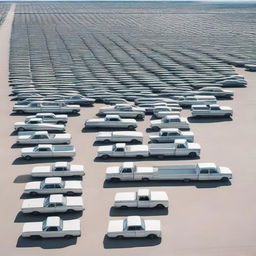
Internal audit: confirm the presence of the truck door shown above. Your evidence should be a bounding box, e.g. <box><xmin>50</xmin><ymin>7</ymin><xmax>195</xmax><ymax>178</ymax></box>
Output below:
<box><xmin>114</xmin><ymin>147</ymin><xmax>125</xmax><ymax>157</ymax></box>
<box><xmin>175</xmin><ymin>143</ymin><xmax>186</xmax><ymax>156</ymax></box>
<box><xmin>198</xmin><ymin>169</ymin><xmax>210</xmax><ymax>180</ymax></box>
<box><xmin>121</xmin><ymin>168</ymin><xmax>134</xmax><ymax>180</ymax></box>
<box><xmin>137</xmin><ymin>195</ymin><xmax>150</xmax><ymax>208</ymax></box>
<box><xmin>208</xmin><ymin>169</ymin><xmax>221</xmax><ymax>180</ymax></box>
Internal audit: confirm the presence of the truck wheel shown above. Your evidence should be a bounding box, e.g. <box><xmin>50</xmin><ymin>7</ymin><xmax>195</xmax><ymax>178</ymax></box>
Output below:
<box><xmin>30</xmin><ymin>235</ymin><xmax>41</xmax><ymax>240</ymax></box>
<box><xmin>136</xmin><ymin>155</ymin><xmax>144</xmax><ymax>159</ymax></box>
<box><xmin>116</xmin><ymin>235</ymin><xmax>124</xmax><ymax>239</ymax></box>
<box><xmin>17</xmin><ymin>110</ymin><xmax>24</xmax><ymax>114</ymax></box>
<box><xmin>221</xmin><ymin>177</ymin><xmax>229</xmax><ymax>182</ymax></box>
<box><xmin>24</xmin><ymin>155</ymin><xmax>31</xmax><ymax>160</ymax></box>
<box><xmin>67</xmin><ymin>191</ymin><xmax>75</xmax><ymax>196</ymax></box>
<box><xmin>147</xmin><ymin>234</ymin><xmax>157</xmax><ymax>239</ymax></box>
<box><xmin>142</xmin><ymin>177</ymin><xmax>149</xmax><ymax>181</ymax></box>
<box><xmin>18</xmin><ymin>127</ymin><xmax>25</xmax><ymax>132</ymax></box>
<box><xmin>225</xmin><ymin>114</ymin><xmax>231</xmax><ymax>118</ymax></box>
<box><xmin>101</xmin><ymin>155</ymin><xmax>109</xmax><ymax>160</ymax></box>
<box><xmin>30</xmin><ymin>191</ymin><xmax>38</xmax><ymax>196</ymax></box>
<box><xmin>103</xmin><ymin>139</ymin><xmax>110</xmax><ymax>144</ymax></box>
<box><xmin>188</xmin><ymin>152</ymin><xmax>197</xmax><ymax>158</ymax></box>
<box><xmin>128</xmin><ymin>125</ymin><xmax>135</xmax><ymax>131</ymax></box>
<box><xmin>157</xmin><ymin>155</ymin><xmax>165</xmax><ymax>160</ymax></box>
<box><xmin>136</xmin><ymin>114</ymin><xmax>143</xmax><ymax>119</ymax></box>
<box><xmin>110</xmin><ymin>178</ymin><xmax>120</xmax><ymax>182</ymax></box>
<box><xmin>155</xmin><ymin>204</ymin><xmax>165</xmax><ymax>209</ymax></box>
<box><xmin>152</xmin><ymin>126</ymin><xmax>160</xmax><ymax>131</ymax></box>
<box><xmin>65</xmin><ymin>235</ymin><xmax>74</xmax><ymax>239</ymax></box>
<box><xmin>31</xmin><ymin>211</ymin><xmax>40</xmax><ymax>215</ymax></box>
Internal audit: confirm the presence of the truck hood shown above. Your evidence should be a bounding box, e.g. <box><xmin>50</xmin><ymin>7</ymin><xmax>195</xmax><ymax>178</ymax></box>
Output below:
<box><xmin>22</xmin><ymin>147</ymin><xmax>35</xmax><ymax>154</ymax></box>
<box><xmin>150</xmin><ymin>120</ymin><xmax>162</xmax><ymax>126</ymax></box>
<box><xmin>220</xmin><ymin>106</ymin><xmax>233</xmax><ymax>111</ymax></box>
<box><xmin>15</xmin><ymin>122</ymin><xmax>26</xmax><ymax>126</ymax></box>
<box><xmin>32</xmin><ymin>166</ymin><xmax>51</xmax><ymax>174</ymax></box>
<box><xmin>62</xmin><ymin>219</ymin><xmax>81</xmax><ymax>232</ymax></box>
<box><xmin>18</xmin><ymin>135</ymin><xmax>31</xmax><ymax>140</ymax></box>
<box><xmin>64</xmin><ymin>181</ymin><xmax>82</xmax><ymax>189</ymax></box>
<box><xmin>98</xmin><ymin>145</ymin><xmax>113</xmax><ymax>152</ymax></box>
<box><xmin>66</xmin><ymin>197</ymin><xmax>84</xmax><ymax>207</ymax></box>
<box><xmin>25</xmin><ymin>181</ymin><xmax>41</xmax><ymax>190</ymax></box>
<box><xmin>22</xmin><ymin>198</ymin><xmax>45</xmax><ymax>209</ymax></box>
<box><xmin>126</xmin><ymin>145</ymin><xmax>148</xmax><ymax>152</ymax></box>
<box><xmin>70</xmin><ymin>165</ymin><xmax>84</xmax><ymax>172</ymax></box>
<box><xmin>107</xmin><ymin>220</ymin><xmax>124</xmax><ymax>233</ymax></box>
<box><xmin>182</xmin><ymin>131</ymin><xmax>194</xmax><ymax>136</ymax></box>
<box><xmin>144</xmin><ymin>220</ymin><xmax>161</xmax><ymax>232</ymax></box>
<box><xmin>22</xmin><ymin>222</ymin><xmax>43</xmax><ymax>233</ymax></box>
<box><xmin>188</xmin><ymin>143</ymin><xmax>201</xmax><ymax>150</ymax></box>
<box><xmin>219</xmin><ymin>167</ymin><xmax>232</xmax><ymax>176</ymax></box>
<box><xmin>55</xmin><ymin>134</ymin><xmax>71</xmax><ymax>139</ymax></box>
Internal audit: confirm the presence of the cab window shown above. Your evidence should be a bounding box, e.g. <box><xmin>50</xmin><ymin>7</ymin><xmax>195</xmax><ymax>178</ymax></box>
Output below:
<box><xmin>122</xmin><ymin>168</ymin><xmax>132</xmax><ymax>173</ymax></box>
<box><xmin>46</xmin><ymin>227</ymin><xmax>58</xmax><ymax>232</ymax></box>
<box><xmin>139</xmin><ymin>196</ymin><xmax>149</xmax><ymax>201</ymax></box>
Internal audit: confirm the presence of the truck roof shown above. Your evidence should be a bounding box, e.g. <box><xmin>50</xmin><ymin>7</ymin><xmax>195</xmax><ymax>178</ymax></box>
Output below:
<box><xmin>33</xmin><ymin>131</ymin><xmax>49</xmax><ymax>135</ymax></box>
<box><xmin>160</xmin><ymin>128</ymin><xmax>179</xmax><ymax>133</ymax></box>
<box><xmin>54</xmin><ymin>162</ymin><xmax>68</xmax><ymax>168</ymax></box>
<box><xmin>113</xmin><ymin>131</ymin><xmax>142</xmax><ymax>136</ymax></box>
<box><xmin>198</xmin><ymin>163</ymin><xmax>217</xmax><ymax>169</ymax></box>
<box><xmin>122</xmin><ymin>162</ymin><xmax>135</xmax><ymax>169</ymax></box>
<box><xmin>126</xmin><ymin>216</ymin><xmax>142</xmax><ymax>227</ymax></box>
<box><xmin>164</xmin><ymin>115</ymin><xmax>180</xmax><ymax>119</ymax></box>
<box><xmin>115</xmin><ymin>143</ymin><xmax>126</xmax><ymax>148</ymax></box>
<box><xmin>37</xmin><ymin>144</ymin><xmax>53</xmax><ymax>148</ymax></box>
<box><xmin>36</xmin><ymin>113</ymin><xmax>54</xmax><ymax>116</ymax></box>
<box><xmin>137</xmin><ymin>189</ymin><xmax>150</xmax><ymax>197</ymax></box>
<box><xmin>45</xmin><ymin>177</ymin><xmax>62</xmax><ymax>184</ymax></box>
<box><xmin>49</xmin><ymin>194</ymin><xmax>64</xmax><ymax>204</ymax></box>
<box><xmin>27</xmin><ymin>118</ymin><xmax>42</xmax><ymax>122</ymax></box>
<box><xmin>46</xmin><ymin>216</ymin><xmax>61</xmax><ymax>227</ymax></box>
<box><xmin>105</xmin><ymin>115</ymin><xmax>120</xmax><ymax>119</ymax></box>
<box><xmin>174</xmin><ymin>139</ymin><xmax>187</xmax><ymax>144</ymax></box>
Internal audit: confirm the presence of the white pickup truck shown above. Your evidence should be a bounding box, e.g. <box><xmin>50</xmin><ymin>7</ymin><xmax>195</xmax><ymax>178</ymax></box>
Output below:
<box><xmin>114</xmin><ymin>189</ymin><xmax>169</xmax><ymax>208</ymax></box>
<box><xmin>175</xmin><ymin>95</ymin><xmax>217</xmax><ymax>107</ymax></box>
<box><xmin>25</xmin><ymin>113</ymin><xmax>68</xmax><ymax>124</ymax></box>
<box><xmin>98</xmin><ymin>139</ymin><xmax>200</xmax><ymax>159</ymax></box>
<box><xmin>98</xmin><ymin>104</ymin><xmax>145</xmax><ymax>119</ymax></box>
<box><xmin>149</xmin><ymin>128</ymin><xmax>194</xmax><ymax>143</ymax></box>
<box><xmin>14</xmin><ymin>118</ymin><xmax>65</xmax><ymax>132</ymax></box>
<box><xmin>21</xmin><ymin>144</ymin><xmax>76</xmax><ymax>160</ymax></box>
<box><xmin>85</xmin><ymin>115</ymin><xmax>137</xmax><ymax>130</ymax></box>
<box><xmin>31</xmin><ymin>162</ymin><xmax>85</xmax><ymax>177</ymax></box>
<box><xmin>153</xmin><ymin>106</ymin><xmax>181</xmax><ymax>118</ymax></box>
<box><xmin>96</xmin><ymin>131</ymin><xmax>143</xmax><ymax>144</ymax></box>
<box><xmin>191</xmin><ymin>104</ymin><xmax>233</xmax><ymax>117</ymax></box>
<box><xmin>13</xmin><ymin>101</ymin><xmax>80</xmax><ymax>114</ymax></box>
<box><xmin>150</xmin><ymin>115</ymin><xmax>190</xmax><ymax>131</ymax></box>
<box><xmin>17</xmin><ymin>131</ymin><xmax>71</xmax><ymax>144</ymax></box>
<box><xmin>105</xmin><ymin>162</ymin><xmax>232</xmax><ymax>182</ymax></box>
<box><xmin>197</xmin><ymin>87</ymin><xmax>234</xmax><ymax>98</ymax></box>
<box><xmin>138</xmin><ymin>102</ymin><xmax>181</xmax><ymax>114</ymax></box>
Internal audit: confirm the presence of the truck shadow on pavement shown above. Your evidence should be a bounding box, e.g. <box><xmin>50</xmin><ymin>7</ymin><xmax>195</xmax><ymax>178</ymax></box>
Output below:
<box><xmin>188</xmin><ymin>116</ymin><xmax>233</xmax><ymax>123</ymax></box>
<box><xmin>103</xmin><ymin>235</ymin><xmax>161</xmax><ymax>249</ymax></box>
<box><xmin>16</xmin><ymin>236</ymin><xmax>77</xmax><ymax>249</ymax></box>
<box><xmin>103</xmin><ymin>180</ymin><xmax>231</xmax><ymax>189</ymax></box>
<box><xmin>109</xmin><ymin>207</ymin><xmax>168</xmax><ymax>216</ymax></box>
<box><xmin>12</xmin><ymin>157</ymin><xmax>72</xmax><ymax>165</ymax></box>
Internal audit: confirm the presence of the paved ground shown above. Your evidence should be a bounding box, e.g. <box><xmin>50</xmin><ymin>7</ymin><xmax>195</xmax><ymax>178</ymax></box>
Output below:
<box><xmin>0</xmin><ymin>5</ymin><xmax>256</xmax><ymax>256</ymax></box>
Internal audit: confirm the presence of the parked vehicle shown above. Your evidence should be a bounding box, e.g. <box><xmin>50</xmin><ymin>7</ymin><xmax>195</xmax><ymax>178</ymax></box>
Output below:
<box><xmin>153</xmin><ymin>106</ymin><xmax>181</xmax><ymax>118</ymax></box>
<box><xmin>31</xmin><ymin>162</ymin><xmax>85</xmax><ymax>177</ymax></box>
<box><xmin>150</xmin><ymin>115</ymin><xmax>190</xmax><ymax>131</ymax></box>
<box><xmin>24</xmin><ymin>177</ymin><xmax>82</xmax><ymax>195</ymax></box>
<box><xmin>138</xmin><ymin>102</ymin><xmax>181</xmax><ymax>114</ymax></box>
<box><xmin>107</xmin><ymin>216</ymin><xmax>161</xmax><ymax>239</ymax></box>
<box><xmin>22</xmin><ymin>216</ymin><xmax>81</xmax><ymax>238</ymax></box>
<box><xmin>25</xmin><ymin>113</ymin><xmax>68</xmax><ymax>124</ymax></box>
<box><xmin>175</xmin><ymin>95</ymin><xmax>217</xmax><ymax>107</ymax></box>
<box><xmin>197</xmin><ymin>87</ymin><xmax>234</xmax><ymax>98</ymax></box>
<box><xmin>17</xmin><ymin>131</ymin><xmax>71</xmax><ymax>144</ymax></box>
<box><xmin>21</xmin><ymin>144</ymin><xmax>76</xmax><ymax>160</ymax></box>
<box><xmin>191</xmin><ymin>104</ymin><xmax>233</xmax><ymax>117</ymax></box>
<box><xmin>98</xmin><ymin>139</ymin><xmax>200</xmax><ymax>159</ymax></box>
<box><xmin>21</xmin><ymin>194</ymin><xmax>84</xmax><ymax>214</ymax></box>
<box><xmin>220</xmin><ymin>79</ymin><xmax>247</xmax><ymax>87</ymax></box>
<box><xmin>14</xmin><ymin>118</ymin><xmax>65</xmax><ymax>132</ymax></box>
<box><xmin>13</xmin><ymin>101</ymin><xmax>80</xmax><ymax>114</ymax></box>
<box><xmin>105</xmin><ymin>162</ymin><xmax>232</xmax><ymax>182</ymax></box>
<box><xmin>98</xmin><ymin>104</ymin><xmax>145</xmax><ymax>119</ymax></box>
<box><xmin>96</xmin><ymin>131</ymin><xmax>143</xmax><ymax>144</ymax></box>
<box><xmin>85</xmin><ymin>115</ymin><xmax>137</xmax><ymax>130</ymax></box>
<box><xmin>114</xmin><ymin>189</ymin><xmax>168</xmax><ymax>208</ymax></box>
<box><xmin>58</xmin><ymin>95</ymin><xmax>95</xmax><ymax>106</ymax></box>
<box><xmin>149</xmin><ymin>128</ymin><xmax>194</xmax><ymax>143</ymax></box>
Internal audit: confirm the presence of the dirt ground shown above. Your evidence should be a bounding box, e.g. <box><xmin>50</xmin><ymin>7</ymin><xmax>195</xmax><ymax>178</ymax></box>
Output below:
<box><xmin>0</xmin><ymin>4</ymin><xmax>256</xmax><ymax>256</ymax></box>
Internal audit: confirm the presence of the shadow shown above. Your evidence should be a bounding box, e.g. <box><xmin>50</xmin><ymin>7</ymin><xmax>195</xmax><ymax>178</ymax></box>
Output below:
<box><xmin>93</xmin><ymin>141</ymin><xmax>142</xmax><ymax>146</ymax></box>
<box><xmin>14</xmin><ymin>211</ymin><xmax>83</xmax><ymax>223</ymax></box>
<box><xmin>94</xmin><ymin>155</ymin><xmax>200</xmax><ymax>163</ymax></box>
<box><xmin>103</xmin><ymin>235</ymin><xmax>161</xmax><ymax>249</ymax></box>
<box><xmin>13</xmin><ymin>157</ymin><xmax>72</xmax><ymax>165</ymax></box>
<box><xmin>10</xmin><ymin>131</ymin><xmax>18</xmax><ymax>136</ymax></box>
<box><xmin>82</xmin><ymin>127</ymin><xmax>136</xmax><ymax>133</ymax></box>
<box><xmin>67</xmin><ymin>113</ymin><xmax>80</xmax><ymax>117</ymax></box>
<box><xmin>109</xmin><ymin>207</ymin><xmax>168</xmax><ymax>216</ymax></box>
<box><xmin>16</xmin><ymin>235</ymin><xmax>77</xmax><ymax>249</ymax></box>
<box><xmin>188</xmin><ymin>116</ymin><xmax>233</xmax><ymax>123</ymax></box>
<box><xmin>10</xmin><ymin>112</ymin><xmax>28</xmax><ymax>116</ymax></box>
<box><xmin>11</xmin><ymin>143</ymin><xmax>24</xmax><ymax>149</ymax></box>
<box><xmin>103</xmin><ymin>179</ymin><xmax>231</xmax><ymax>189</ymax></box>
<box><xmin>13</xmin><ymin>174</ymin><xmax>32</xmax><ymax>183</ymax></box>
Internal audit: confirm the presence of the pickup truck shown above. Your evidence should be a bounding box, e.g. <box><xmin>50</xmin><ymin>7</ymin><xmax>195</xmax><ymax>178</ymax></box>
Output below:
<box><xmin>24</xmin><ymin>177</ymin><xmax>82</xmax><ymax>196</ymax></box>
<box><xmin>14</xmin><ymin>118</ymin><xmax>65</xmax><ymax>132</ymax></box>
<box><xmin>31</xmin><ymin>162</ymin><xmax>85</xmax><ymax>177</ymax></box>
<box><xmin>22</xmin><ymin>216</ymin><xmax>81</xmax><ymax>239</ymax></box>
<box><xmin>114</xmin><ymin>189</ymin><xmax>169</xmax><ymax>208</ymax></box>
<box><xmin>197</xmin><ymin>87</ymin><xmax>234</xmax><ymax>98</ymax></box>
<box><xmin>153</xmin><ymin>106</ymin><xmax>181</xmax><ymax>118</ymax></box>
<box><xmin>149</xmin><ymin>128</ymin><xmax>194</xmax><ymax>143</ymax></box>
<box><xmin>13</xmin><ymin>101</ymin><xmax>80</xmax><ymax>114</ymax></box>
<box><xmin>21</xmin><ymin>144</ymin><xmax>76</xmax><ymax>160</ymax></box>
<box><xmin>150</xmin><ymin>115</ymin><xmax>190</xmax><ymax>131</ymax></box>
<box><xmin>95</xmin><ymin>131</ymin><xmax>143</xmax><ymax>144</ymax></box>
<box><xmin>138</xmin><ymin>102</ymin><xmax>181</xmax><ymax>114</ymax></box>
<box><xmin>25</xmin><ymin>113</ymin><xmax>68</xmax><ymax>124</ymax></box>
<box><xmin>98</xmin><ymin>104</ymin><xmax>145</xmax><ymax>119</ymax></box>
<box><xmin>105</xmin><ymin>162</ymin><xmax>232</xmax><ymax>182</ymax></box>
<box><xmin>17</xmin><ymin>131</ymin><xmax>71</xmax><ymax>144</ymax></box>
<box><xmin>191</xmin><ymin>104</ymin><xmax>233</xmax><ymax>117</ymax></box>
<box><xmin>85</xmin><ymin>115</ymin><xmax>137</xmax><ymax>130</ymax></box>
<box><xmin>175</xmin><ymin>95</ymin><xmax>217</xmax><ymax>107</ymax></box>
<box><xmin>58</xmin><ymin>95</ymin><xmax>95</xmax><ymax>106</ymax></box>
<box><xmin>98</xmin><ymin>139</ymin><xmax>200</xmax><ymax>159</ymax></box>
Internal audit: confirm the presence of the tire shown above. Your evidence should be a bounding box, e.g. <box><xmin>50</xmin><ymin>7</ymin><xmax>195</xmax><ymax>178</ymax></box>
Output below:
<box><xmin>31</xmin><ymin>211</ymin><xmax>40</xmax><ymax>215</ymax></box>
<box><xmin>136</xmin><ymin>155</ymin><xmax>144</xmax><ymax>159</ymax></box>
<box><xmin>30</xmin><ymin>191</ymin><xmax>38</xmax><ymax>196</ymax></box>
<box><xmin>101</xmin><ymin>154</ymin><xmax>109</xmax><ymax>160</ymax></box>
<box><xmin>57</xmin><ymin>121</ymin><xmax>64</xmax><ymax>125</ymax></box>
<box><xmin>67</xmin><ymin>191</ymin><xmax>75</xmax><ymax>196</ymax></box>
<box><xmin>65</xmin><ymin>235</ymin><xmax>74</xmax><ymax>239</ymax></box>
<box><xmin>225</xmin><ymin>114</ymin><xmax>231</xmax><ymax>118</ymax></box>
<box><xmin>136</xmin><ymin>114</ymin><xmax>143</xmax><ymax>119</ymax></box>
<box><xmin>155</xmin><ymin>204</ymin><xmax>165</xmax><ymax>209</ymax></box>
<box><xmin>131</xmin><ymin>139</ymin><xmax>139</xmax><ymax>144</ymax></box>
<box><xmin>221</xmin><ymin>177</ymin><xmax>229</xmax><ymax>182</ymax></box>
<box><xmin>115</xmin><ymin>235</ymin><xmax>124</xmax><ymax>239</ymax></box>
<box><xmin>30</xmin><ymin>235</ymin><xmax>41</xmax><ymax>240</ymax></box>
<box><xmin>24</xmin><ymin>155</ymin><xmax>31</xmax><ymax>160</ymax></box>
<box><xmin>18</xmin><ymin>127</ymin><xmax>25</xmax><ymax>132</ymax></box>
<box><xmin>152</xmin><ymin>126</ymin><xmax>160</xmax><ymax>131</ymax></box>
<box><xmin>128</xmin><ymin>125</ymin><xmax>135</xmax><ymax>131</ymax></box>
<box><xmin>110</xmin><ymin>178</ymin><xmax>120</xmax><ymax>182</ymax></box>
<box><xmin>142</xmin><ymin>177</ymin><xmax>149</xmax><ymax>181</ymax></box>
<box><xmin>103</xmin><ymin>139</ymin><xmax>110</xmax><ymax>144</ymax></box>
<box><xmin>157</xmin><ymin>155</ymin><xmax>165</xmax><ymax>160</ymax></box>
<box><xmin>188</xmin><ymin>152</ymin><xmax>197</xmax><ymax>158</ymax></box>
<box><xmin>147</xmin><ymin>234</ymin><xmax>157</xmax><ymax>239</ymax></box>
